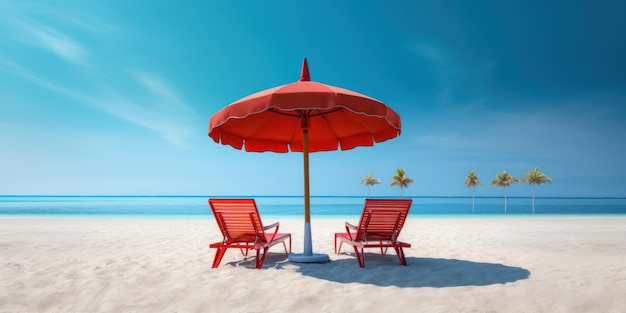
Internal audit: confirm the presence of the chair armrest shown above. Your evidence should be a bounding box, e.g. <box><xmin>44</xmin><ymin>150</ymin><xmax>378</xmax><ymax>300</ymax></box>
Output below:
<box><xmin>263</xmin><ymin>222</ymin><xmax>280</xmax><ymax>243</ymax></box>
<box><xmin>264</xmin><ymin>222</ymin><xmax>279</xmax><ymax>230</ymax></box>
<box><xmin>345</xmin><ymin>222</ymin><xmax>358</xmax><ymax>241</ymax></box>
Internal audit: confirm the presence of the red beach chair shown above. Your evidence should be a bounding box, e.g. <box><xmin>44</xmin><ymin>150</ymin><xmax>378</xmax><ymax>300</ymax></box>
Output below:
<box><xmin>335</xmin><ymin>199</ymin><xmax>413</xmax><ymax>267</ymax></box>
<box><xmin>208</xmin><ymin>198</ymin><xmax>291</xmax><ymax>269</ymax></box>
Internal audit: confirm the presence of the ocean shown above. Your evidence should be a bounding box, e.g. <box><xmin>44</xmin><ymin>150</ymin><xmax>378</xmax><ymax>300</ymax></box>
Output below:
<box><xmin>1</xmin><ymin>196</ymin><xmax>625</xmax><ymax>218</ymax></box>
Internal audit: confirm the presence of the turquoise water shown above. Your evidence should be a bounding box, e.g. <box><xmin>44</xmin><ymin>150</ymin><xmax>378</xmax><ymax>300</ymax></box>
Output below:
<box><xmin>1</xmin><ymin>196</ymin><xmax>625</xmax><ymax>218</ymax></box>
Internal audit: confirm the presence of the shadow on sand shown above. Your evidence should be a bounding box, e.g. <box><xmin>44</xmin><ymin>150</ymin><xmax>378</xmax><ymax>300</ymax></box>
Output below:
<box><xmin>223</xmin><ymin>253</ymin><xmax>530</xmax><ymax>288</ymax></box>
<box><xmin>279</xmin><ymin>253</ymin><xmax>530</xmax><ymax>288</ymax></box>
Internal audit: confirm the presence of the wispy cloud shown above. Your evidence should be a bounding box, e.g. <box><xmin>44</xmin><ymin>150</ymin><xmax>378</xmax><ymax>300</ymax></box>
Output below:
<box><xmin>416</xmin><ymin>96</ymin><xmax>626</xmax><ymax>173</ymax></box>
<box><xmin>1</xmin><ymin>2</ymin><xmax>195</xmax><ymax>147</ymax></box>
<box><xmin>0</xmin><ymin>57</ymin><xmax>77</xmax><ymax>95</ymax></box>
<box><xmin>1</xmin><ymin>59</ymin><xmax>195</xmax><ymax>147</ymax></box>
<box><xmin>409</xmin><ymin>42</ymin><xmax>456</xmax><ymax>82</ymax></box>
<box><xmin>418</xmin><ymin>132</ymin><xmax>476</xmax><ymax>150</ymax></box>
<box><xmin>2</xmin><ymin>1</ymin><xmax>117</xmax><ymax>67</ymax></box>
<box><xmin>413</xmin><ymin>43</ymin><xmax>458</xmax><ymax>106</ymax></box>
<box><xmin>130</xmin><ymin>72</ymin><xmax>194</xmax><ymax>114</ymax></box>
<box><xmin>90</xmin><ymin>73</ymin><xmax>196</xmax><ymax>147</ymax></box>
<box><xmin>408</xmin><ymin>41</ymin><xmax>496</xmax><ymax>106</ymax></box>
<box><xmin>37</xmin><ymin>5</ymin><xmax>120</xmax><ymax>35</ymax></box>
<box><xmin>13</xmin><ymin>19</ymin><xmax>91</xmax><ymax>66</ymax></box>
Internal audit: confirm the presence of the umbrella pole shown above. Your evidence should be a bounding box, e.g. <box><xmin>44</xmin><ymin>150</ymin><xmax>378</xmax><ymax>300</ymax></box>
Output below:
<box><xmin>288</xmin><ymin>129</ymin><xmax>329</xmax><ymax>263</ymax></box>
<box><xmin>303</xmin><ymin>129</ymin><xmax>313</xmax><ymax>255</ymax></box>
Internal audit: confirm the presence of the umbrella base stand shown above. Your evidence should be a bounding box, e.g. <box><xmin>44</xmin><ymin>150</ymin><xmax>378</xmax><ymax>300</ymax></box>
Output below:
<box><xmin>288</xmin><ymin>253</ymin><xmax>330</xmax><ymax>263</ymax></box>
<box><xmin>288</xmin><ymin>222</ymin><xmax>330</xmax><ymax>263</ymax></box>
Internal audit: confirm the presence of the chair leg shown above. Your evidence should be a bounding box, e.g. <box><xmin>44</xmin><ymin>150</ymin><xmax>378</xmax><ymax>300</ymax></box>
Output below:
<box><xmin>212</xmin><ymin>247</ymin><xmax>227</xmax><ymax>268</ymax></box>
<box><xmin>380</xmin><ymin>242</ymin><xmax>389</xmax><ymax>255</ymax></box>
<box><xmin>288</xmin><ymin>235</ymin><xmax>292</xmax><ymax>253</ymax></box>
<box><xmin>394</xmin><ymin>246</ymin><xmax>407</xmax><ymax>266</ymax></box>
<box><xmin>335</xmin><ymin>235</ymin><xmax>344</xmax><ymax>254</ymax></box>
<box><xmin>282</xmin><ymin>235</ymin><xmax>291</xmax><ymax>255</ymax></box>
<box><xmin>255</xmin><ymin>247</ymin><xmax>268</xmax><ymax>269</ymax></box>
<box><xmin>352</xmin><ymin>246</ymin><xmax>365</xmax><ymax>268</ymax></box>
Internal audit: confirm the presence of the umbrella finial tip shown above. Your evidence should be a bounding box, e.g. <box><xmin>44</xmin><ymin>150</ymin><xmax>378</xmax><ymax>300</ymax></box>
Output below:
<box><xmin>300</xmin><ymin>58</ymin><xmax>310</xmax><ymax>82</ymax></box>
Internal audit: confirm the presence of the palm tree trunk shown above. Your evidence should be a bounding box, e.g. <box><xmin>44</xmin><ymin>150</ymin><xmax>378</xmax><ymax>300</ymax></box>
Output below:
<box><xmin>504</xmin><ymin>187</ymin><xmax>507</xmax><ymax>214</ymax></box>
<box><xmin>532</xmin><ymin>184</ymin><xmax>535</xmax><ymax>214</ymax></box>
<box><xmin>472</xmin><ymin>186</ymin><xmax>475</xmax><ymax>214</ymax></box>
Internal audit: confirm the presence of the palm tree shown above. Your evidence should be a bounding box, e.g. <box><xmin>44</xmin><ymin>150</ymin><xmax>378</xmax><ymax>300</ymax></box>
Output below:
<box><xmin>519</xmin><ymin>167</ymin><xmax>552</xmax><ymax>214</ymax></box>
<box><xmin>489</xmin><ymin>170</ymin><xmax>519</xmax><ymax>214</ymax></box>
<box><xmin>464</xmin><ymin>170</ymin><xmax>482</xmax><ymax>213</ymax></box>
<box><xmin>389</xmin><ymin>168</ymin><xmax>414</xmax><ymax>196</ymax></box>
<box><xmin>360</xmin><ymin>173</ymin><xmax>381</xmax><ymax>196</ymax></box>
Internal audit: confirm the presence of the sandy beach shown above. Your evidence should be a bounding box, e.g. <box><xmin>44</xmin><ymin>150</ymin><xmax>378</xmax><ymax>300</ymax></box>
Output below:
<box><xmin>1</xmin><ymin>216</ymin><xmax>625</xmax><ymax>313</ymax></box>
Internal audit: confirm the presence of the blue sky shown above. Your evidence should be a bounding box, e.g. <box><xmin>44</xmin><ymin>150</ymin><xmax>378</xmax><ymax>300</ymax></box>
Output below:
<box><xmin>1</xmin><ymin>1</ymin><xmax>625</xmax><ymax>197</ymax></box>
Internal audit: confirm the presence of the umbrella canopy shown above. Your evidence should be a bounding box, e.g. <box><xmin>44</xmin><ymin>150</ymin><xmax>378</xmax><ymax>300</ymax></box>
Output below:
<box><xmin>209</xmin><ymin>59</ymin><xmax>401</xmax><ymax>152</ymax></box>
<box><xmin>208</xmin><ymin>58</ymin><xmax>402</xmax><ymax>262</ymax></box>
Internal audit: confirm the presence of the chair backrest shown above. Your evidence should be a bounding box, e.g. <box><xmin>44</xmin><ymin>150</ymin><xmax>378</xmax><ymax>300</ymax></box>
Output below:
<box><xmin>208</xmin><ymin>198</ymin><xmax>267</xmax><ymax>244</ymax></box>
<box><xmin>354</xmin><ymin>199</ymin><xmax>413</xmax><ymax>242</ymax></box>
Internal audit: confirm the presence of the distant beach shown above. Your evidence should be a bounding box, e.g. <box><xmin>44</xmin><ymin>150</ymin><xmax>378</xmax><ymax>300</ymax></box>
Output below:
<box><xmin>2</xmin><ymin>216</ymin><xmax>625</xmax><ymax>312</ymax></box>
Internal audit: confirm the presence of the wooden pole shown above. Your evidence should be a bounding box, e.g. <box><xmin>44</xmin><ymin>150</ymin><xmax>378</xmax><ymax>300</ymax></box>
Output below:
<box><xmin>303</xmin><ymin>129</ymin><xmax>310</xmax><ymax>223</ymax></box>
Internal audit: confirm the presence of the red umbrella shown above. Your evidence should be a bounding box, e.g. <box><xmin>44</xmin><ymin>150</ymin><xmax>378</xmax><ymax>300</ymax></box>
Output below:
<box><xmin>209</xmin><ymin>58</ymin><xmax>402</xmax><ymax>262</ymax></box>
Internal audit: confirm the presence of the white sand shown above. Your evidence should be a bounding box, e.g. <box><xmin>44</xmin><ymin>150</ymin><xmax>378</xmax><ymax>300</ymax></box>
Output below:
<box><xmin>1</xmin><ymin>216</ymin><xmax>625</xmax><ymax>313</ymax></box>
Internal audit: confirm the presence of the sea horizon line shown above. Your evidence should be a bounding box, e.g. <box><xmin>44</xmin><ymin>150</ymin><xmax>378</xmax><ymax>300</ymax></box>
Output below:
<box><xmin>1</xmin><ymin>195</ymin><xmax>625</xmax><ymax>200</ymax></box>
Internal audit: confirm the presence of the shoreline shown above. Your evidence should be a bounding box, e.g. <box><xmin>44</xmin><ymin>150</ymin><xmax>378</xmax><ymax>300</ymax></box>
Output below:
<box><xmin>2</xmin><ymin>213</ymin><xmax>626</xmax><ymax>219</ymax></box>
<box><xmin>2</xmin><ymin>194</ymin><xmax>626</xmax><ymax>199</ymax></box>
<box><xmin>2</xmin><ymin>217</ymin><xmax>625</xmax><ymax>312</ymax></box>
<box><xmin>3</xmin><ymin>196</ymin><xmax>626</xmax><ymax>216</ymax></box>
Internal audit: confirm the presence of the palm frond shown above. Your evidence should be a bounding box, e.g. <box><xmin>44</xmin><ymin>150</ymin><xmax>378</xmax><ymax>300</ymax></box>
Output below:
<box><xmin>520</xmin><ymin>167</ymin><xmax>552</xmax><ymax>185</ymax></box>
<box><xmin>360</xmin><ymin>173</ymin><xmax>381</xmax><ymax>187</ymax></box>
<box><xmin>489</xmin><ymin>170</ymin><xmax>518</xmax><ymax>187</ymax></box>
<box><xmin>389</xmin><ymin>168</ymin><xmax>413</xmax><ymax>191</ymax></box>
<box><xmin>464</xmin><ymin>170</ymin><xmax>483</xmax><ymax>187</ymax></box>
